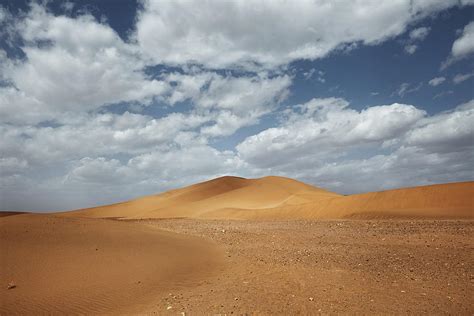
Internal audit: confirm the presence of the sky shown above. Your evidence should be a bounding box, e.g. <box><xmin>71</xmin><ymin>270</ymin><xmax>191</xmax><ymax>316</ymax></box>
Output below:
<box><xmin>0</xmin><ymin>0</ymin><xmax>473</xmax><ymax>211</ymax></box>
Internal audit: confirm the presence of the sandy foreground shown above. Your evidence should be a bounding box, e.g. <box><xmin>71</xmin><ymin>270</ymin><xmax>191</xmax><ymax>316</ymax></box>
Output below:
<box><xmin>0</xmin><ymin>214</ymin><xmax>223</xmax><ymax>314</ymax></box>
<box><xmin>1</xmin><ymin>214</ymin><xmax>473</xmax><ymax>314</ymax></box>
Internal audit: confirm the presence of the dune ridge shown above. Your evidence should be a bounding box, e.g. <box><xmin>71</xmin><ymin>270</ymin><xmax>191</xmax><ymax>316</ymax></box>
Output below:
<box><xmin>61</xmin><ymin>176</ymin><xmax>473</xmax><ymax>220</ymax></box>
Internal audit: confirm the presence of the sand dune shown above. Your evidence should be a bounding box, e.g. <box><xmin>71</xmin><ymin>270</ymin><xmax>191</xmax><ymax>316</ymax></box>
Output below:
<box><xmin>62</xmin><ymin>176</ymin><xmax>473</xmax><ymax>220</ymax></box>
<box><xmin>2</xmin><ymin>177</ymin><xmax>472</xmax><ymax>314</ymax></box>
<box><xmin>0</xmin><ymin>214</ymin><xmax>223</xmax><ymax>314</ymax></box>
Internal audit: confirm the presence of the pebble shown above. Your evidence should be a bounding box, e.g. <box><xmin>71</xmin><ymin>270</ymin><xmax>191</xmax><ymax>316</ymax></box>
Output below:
<box><xmin>309</xmin><ymin>297</ymin><xmax>314</xmax><ymax>301</ymax></box>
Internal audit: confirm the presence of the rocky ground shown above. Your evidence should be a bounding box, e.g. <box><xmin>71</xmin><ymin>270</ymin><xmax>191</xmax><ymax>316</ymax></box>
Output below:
<box><xmin>138</xmin><ymin>219</ymin><xmax>473</xmax><ymax>315</ymax></box>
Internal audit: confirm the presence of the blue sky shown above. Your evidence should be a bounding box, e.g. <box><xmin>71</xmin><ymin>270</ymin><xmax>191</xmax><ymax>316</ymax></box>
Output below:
<box><xmin>0</xmin><ymin>0</ymin><xmax>473</xmax><ymax>211</ymax></box>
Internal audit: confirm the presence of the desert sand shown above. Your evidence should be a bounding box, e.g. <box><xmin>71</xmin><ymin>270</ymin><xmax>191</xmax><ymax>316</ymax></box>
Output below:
<box><xmin>0</xmin><ymin>214</ymin><xmax>223</xmax><ymax>314</ymax></box>
<box><xmin>1</xmin><ymin>176</ymin><xmax>473</xmax><ymax>314</ymax></box>
<box><xmin>63</xmin><ymin>176</ymin><xmax>474</xmax><ymax>220</ymax></box>
<box><xmin>138</xmin><ymin>218</ymin><xmax>473</xmax><ymax>314</ymax></box>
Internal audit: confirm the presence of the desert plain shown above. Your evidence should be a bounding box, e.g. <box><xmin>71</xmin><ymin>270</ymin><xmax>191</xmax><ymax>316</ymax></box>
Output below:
<box><xmin>1</xmin><ymin>176</ymin><xmax>473</xmax><ymax>314</ymax></box>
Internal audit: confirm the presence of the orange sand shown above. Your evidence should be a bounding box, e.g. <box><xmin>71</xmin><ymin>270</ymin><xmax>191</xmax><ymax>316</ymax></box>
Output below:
<box><xmin>0</xmin><ymin>214</ymin><xmax>223</xmax><ymax>314</ymax></box>
<box><xmin>61</xmin><ymin>176</ymin><xmax>473</xmax><ymax>220</ymax></box>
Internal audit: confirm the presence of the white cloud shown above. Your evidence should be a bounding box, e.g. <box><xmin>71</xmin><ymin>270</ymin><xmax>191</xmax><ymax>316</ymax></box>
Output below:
<box><xmin>66</xmin><ymin>157</ymin><xmax>133</xmax><ymax>185</ymax></box>
<box><xmin>442</xmin><ymin>21</ymin><xmax>474</xmax><ymax>69</ymax></box>
<box><xmin>405</xmin><ymin>100</ymin><xmax>474</xmax><ymax>150</ymax></box>
<box><xmin>195</xmin><ymin>75</ymin><xmax>290</xmax><ymax>113</ymax></box>
<box><xmin>163</xmin><ymin>72</ymin><xmax>291</xmax><ymax>136</ymax></box>
<box><xmin>135</xmin><ymin>0</ymin><xmax>468</xmax><ymax>69</ymax></box>
<box><xmin>404</xmin><ymin>44</ymin><xmax>418</xmax><ymax>54</ymax></box>
<box><xmin>394</xmin><ymin>82</ymin><xmax>423</xmax><ymax>97</ymax></box>
<box><xmin>403</xmin><ymin>26</ymin><xmax>430</xmax><ymax>54</ymax></box>
<box><xmin>128</xmin><ymin>146</ymin><xmax>243</xmax><ymax>179</ymax></box>
<box><xmin>1</xmin><ymin>4</ymin><xmax>169</xmax><ymax>125</ymax></box>
<box><xmin>1</xmin><ymin>4</ymin><xmax>292</xmax><ymax>133</ymax></box>
<box><xmin>453</xmin><ymin>72</ymin><xmax>474</xmax><ymax>84</ymax></box>
<box><xmin>409</xmin><ymin>27</ymin><xmax>430</xmax><ymax>41</ymax></box>
<box><xmin>0</xmin><ymin>111</ymin><xmax>213</xmax><ymax>169</ymax></box>
<box><xmin>237</xmin><ymin>98</ymin><xmax>426</xmax><ymax>167</ymax></box>
<box><xmin>451</xmin><ymin>21</ymin><xmax>474</xmax><ymax>59</ymax></box>
<box><xmin>409</xmin><ymin>26</ymin><xmax>430</xmax><ymax>40</ymax></box>
<box><xmin>53</xmin><ymin>146</ymin><xmax>247</xmax><ymax>209</ymax></box>
<box><xmin>0</xmin><ymin>157</ymin><xmax>28</xmax><ymax>177</ymax></box>
<box><xmin>404</xmin><ymin>26</ymin><xmax>431</xmax><ymax>54</ymax></box>
<box><xmin>2</xmin><ymin>96</ymin><xmax>473</xmax><ymax>210</ymax></box>
<box><xmin>299</xmin><ymin>144</ymin><xmax>473</xmax><ymax>194</ymax></box>
<box><xmin>0</xmin><ymin>109</ymin><xmax>249</xmax><ymax>210</ymax></box>
<box><xmin>236</xmin><ymin>98</ymin><xmax>474</xmax><ymax>194</ymax></box>
<box><xmin>428</xmin><ymin>76</ymin><xmax>446</xmax><ymax>86</ymax></box>
<box><xmin>0</xmin><ymin>77</ymin><xmax>291</xmax><ymax>188</ymax></box>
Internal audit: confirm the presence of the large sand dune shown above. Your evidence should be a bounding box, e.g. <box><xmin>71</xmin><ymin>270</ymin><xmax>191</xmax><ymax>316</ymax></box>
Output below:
<box><xmin>62</xmin><ymin>176</ymin><xmax>473</xmax><ymax>220</ymax></box>
<box><xmin>0</xmin><ymin>214</ymin><xmax>223</xmax><ymax>314</ymax></box>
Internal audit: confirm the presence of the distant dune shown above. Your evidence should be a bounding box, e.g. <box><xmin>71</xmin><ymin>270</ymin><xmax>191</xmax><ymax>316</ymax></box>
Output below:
<box><xmin>61</xmin><ymin>176</ymin><xmax>473</xmax><ymax>220</ymax></box>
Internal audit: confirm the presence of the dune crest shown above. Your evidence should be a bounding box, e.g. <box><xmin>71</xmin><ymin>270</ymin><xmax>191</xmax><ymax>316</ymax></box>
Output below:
<box><xmin>61</xmin><ymin>176</ymin><xmax>473</xmax><ymax>220</ymax></box>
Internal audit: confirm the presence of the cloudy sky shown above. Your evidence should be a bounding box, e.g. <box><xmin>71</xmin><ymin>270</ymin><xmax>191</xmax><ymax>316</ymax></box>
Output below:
<box><xmin>0</xmin><ymin>0</ymin><xmax>473</xmax><ymax>211</ymax></box>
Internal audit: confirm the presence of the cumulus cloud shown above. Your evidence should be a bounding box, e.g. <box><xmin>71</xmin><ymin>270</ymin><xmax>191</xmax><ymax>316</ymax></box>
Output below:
<box><xmin>405</xmin><ymin>100</ymin><xmax>474</xmax><ymax>150</ymax></box>
<box><xmin>2</xmin><ymin>96</ymin><xmax>473</xmax><ymax>210</ymax></box>
<box><xmin>162</xmin><ymin>72</ymin><xmax>291</xmax><ymax>136</ymax></box>
<box><xmin>197</xmin><ymin>74</ymin><xmax>291</xmax><ymax>136</ymax></box>
<box><xmin>428</xmin><ymin>76</ymin><xmax>446</xmax><ymax>86</ymax></box>
<box><xmin>236</xmin><ymin>98</ymin><xmax>474</xmax><ymax>194</ymax></box>
<box><xmin>65</xmin><ymin>145</ymin><xmax>246</xmax><ymax>189</ymax></box>
<box><xmin>0</xmin><ymin>4</ymin><xmax>291</xmax><ymax>131</ymax></box>
<box><xmin>442</xmin><ymin>21</ymin><xmax>474</xmax><ymax>69</ymax></box>
<box><xmin>237</xmin><ymin>98</ymin><xmax>426</xmax><ymax>167</ymax></box>
<box><xmin>66</xmin><ymin>157</ymin><xmax>133</xmax><ymax>185</ymax></box>
<box><xmin>1</xmin><ymin>4</ymin><xmax>169</xmax><ymax>125</ymax></box>
<box><xmin>0</xmin><ymin>111</ymin><xmax>211</xmax><ymax>169</ymax></box>
<box><xmin>135</xmin><ymin>0</ymin><xmax>468</xmax><ymax>69</ymax></box>
<box><xmin>1</xmin><ymin>1</ymin><xmax>473</xmax><ymax>211</ymax></box>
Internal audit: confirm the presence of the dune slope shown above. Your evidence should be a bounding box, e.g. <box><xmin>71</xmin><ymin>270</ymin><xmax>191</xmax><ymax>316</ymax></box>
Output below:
<box><xmin>210</xmin><ymin>181</ymin><xmax>474</xmax><ymax>220</ymax></box>
<box><xmin>62</xmin><ymin>176</ymin><xmax>473</xmax><ymax>220</ymax></box>
<box><xmin>0</xmin><ymin>214</ymin><xmax>223</xmax><ymax>314</ymax></box>
<box><xmin>63</xmin><ymin>176</ymin><xmax>339</xmax><ymax>219</ymax></box>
